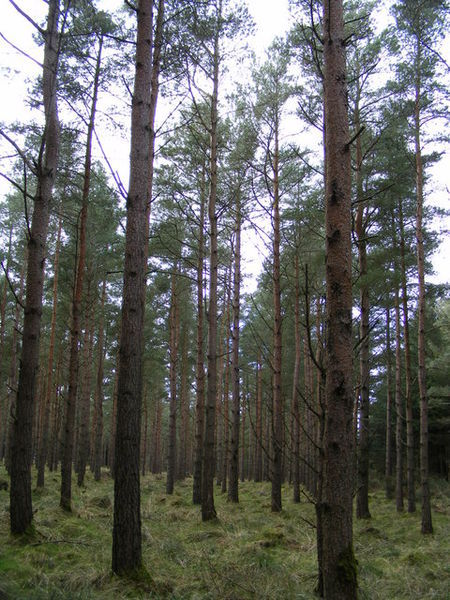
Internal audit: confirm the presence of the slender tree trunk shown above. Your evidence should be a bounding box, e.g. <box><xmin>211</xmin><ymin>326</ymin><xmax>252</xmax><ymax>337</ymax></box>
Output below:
<box><xmin>201</xmin><ymin>3</ymin><xmax>221</xmax><ymax>522</ymax></box>
<box><xmin>60</xmin><ymin>37</ymin><xmax>102</xmax><ymax>511</ymax></box>
<box><xmin>10</xmin><ymin>0</ymin><xmax>61</xmax><ymax>534</ymax></box>
<box><xmin>221</xmin><ymin>310</ymin><xmax>230</xmax><ymax>494</ymax></box>
<box><xmin>193</xmin><ymin>167</ymin><xmax>206</xmax><ymax>505</ymax></box>
<box><xmin>292</xmin><ymin>253</ymin><xmax>301</xmax><ymax>504</ymax></box>
<box><xmin>315</xmin><ymin>368</ymin><xmax>326</xmax><ymax>599</ymax></box>
<box><xmin>0</xmin><ymin>226</ymin><xmax>13</xmax><ymax>458</ymax></box>
<box><xmin>385</xmin><ymin>304</ymin><xmax>394</xmax><ymax>499</ymax></box>
<box><xmin>0</xmin><ymin>225</ymin><xmax>13</xmax><ymax>368</ymax></box>
<box><xmin>36</xmin><ymin>214</ymin><xmax>62</xmax><ymax>487</ymax></box>
<box><xmin>141</xmin><ymin>385</ymin><xmax>149</xmax><ymax>476</ymax></box>
<box><xmin>91</xmin><ymin>277</ymin><xmax>106</xmax><ymax>481</ymax></box>
<box><xmin>76</xmin><ymin>284</ymin><xmax>94</xmax><ymax>487</ymax></box>
<box><xmin>271</xmin><ymin>116</ymin><xmax>283</xmax><ymax>513</ymax></box>
<box><xmin>146</xmin><ymin>0</ymin><xmax>164</xmax><ymax>223</ymax></box>
<box><xmin>167</xmin><ymin>266</ymin><xmax>180</xmax><ymax>495</ymax></box>
<box><xmin>112</xmin><ymin>0</ymin><xmax>153</xmax><ymax>574</ymax></box>
<box><xmin>5</xmin><ymin>256</ymin><xmax>26</xmax><ymax>473</ymax></box>
<box><xmin>263</xmin><ymin>398</ymin><xmax>270</xmax><ymax>482</ymax></box>
<box><xmin>178</xmin><ymin>326</ymin><xmax>189</xmax><ymax>480</ymax></box>
<box><xmin>355</xmin><ymin>115</ymin><xmax>371</xmax><ymax>519</ymax></box>
<box><xmin>414</xmin><ymin>50</ymin><xmax>432</xmax><ymax>534</ymax></box>
<box><xmin>303</xmin><ymin>332</ymin><xmax>314</xmax><ymax>494</ymax></box>
<box><xmin>228</xmin><ymin>194</ymin><xmax>241</xmax><ymax>502</ymax></box>
<box><xmin>255</xmin><ymin>355</ymin><xmax>263</xmax><ymax>482</ymax></box>
<box><xmin>108</xmin><ymin>352</ymin><xmax>119</xmax><ymax>476</ymax></box>
<box><xmin>48</xmin><ymin>350</ymin><xmax>63</xmax><ymax>472</ymax></box>
<box><xmin>394</xmin><ymin>278</ymin><xmax>404</xmax><ymax>513</ymax></box>
<box><xmin>398</xmin><ymin>198</ymin><xmax>415</xmax><ymax>513</ymax></box>
<box><xmin>321</xmin><ymin>0</ymin><xmax>357</xmax><ymax>595</ymax></box>
<box><xmin>215</xmin><ymin>296</ymin><xmax>226</xmax><ymax>487</ymax></box>
<box><xmin>314</xmin><ymin>297</ymin><xmax>324</xmax><ymax>498</ymax></box>
<box><xmin>152</xmin><ymin>396</ymin><xmax>163</xmax><ymax>474</ymax></box>
<box><xmin>240</xmin><ymin>394</ymin><xmax>246</xmax><ymax>482</ymax></box>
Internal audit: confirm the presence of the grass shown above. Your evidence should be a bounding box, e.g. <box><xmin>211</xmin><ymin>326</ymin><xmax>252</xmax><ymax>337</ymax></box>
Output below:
<box><xmin>0</xmin><ymin>467</ymin><xmax>448</xmax><ymax>599</ymax></box>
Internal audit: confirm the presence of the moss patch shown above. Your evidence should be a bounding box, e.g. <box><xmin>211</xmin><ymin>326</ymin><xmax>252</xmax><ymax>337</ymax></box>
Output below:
<box><xmin>0</xmin><ymin>466</ymin><xmax>448</xmax><ymax>599</ymax></box>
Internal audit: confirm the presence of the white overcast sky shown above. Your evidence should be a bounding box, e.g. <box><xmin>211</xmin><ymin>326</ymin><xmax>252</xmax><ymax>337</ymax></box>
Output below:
<box><xmin>0</xmin><ymin>0</ymin><xmax>448</xmax><ymax>285</ymax></box>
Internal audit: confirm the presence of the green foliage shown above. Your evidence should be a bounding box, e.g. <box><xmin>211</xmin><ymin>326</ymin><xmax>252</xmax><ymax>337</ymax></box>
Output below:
<box><xmin>0</xmin><ymin>467</ymin><xmax>449</xmax><ymax>599</ymax></box>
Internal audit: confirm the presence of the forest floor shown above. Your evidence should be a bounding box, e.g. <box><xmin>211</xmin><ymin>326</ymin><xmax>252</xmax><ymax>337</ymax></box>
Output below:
<box><xmin>0</xmin><ymin>467</ymin><xmax>448</xmax><ymax>599</ymax></box>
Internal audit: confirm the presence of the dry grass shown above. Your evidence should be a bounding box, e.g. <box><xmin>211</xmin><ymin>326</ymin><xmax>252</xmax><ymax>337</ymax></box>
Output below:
<box><xmin>0</xmin><ymin>467</ymin><xmax>448</xmax><ymax>599</ymax></box>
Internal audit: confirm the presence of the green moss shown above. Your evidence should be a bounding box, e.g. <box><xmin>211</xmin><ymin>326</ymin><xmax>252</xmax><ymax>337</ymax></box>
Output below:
<box><xmin>337</xmin><ymin>544</ymin><xmax>358</xmax><ymax>588</ymax></box>
<box><xmin>0</xmin><ymin>466</ymin><xmax>448</xmax><ymax>599</ymax></box>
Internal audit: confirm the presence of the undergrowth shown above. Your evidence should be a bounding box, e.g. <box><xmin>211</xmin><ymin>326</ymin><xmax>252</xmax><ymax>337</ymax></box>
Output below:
<box><xmin>0</xmin><ymin>467</ymin><xmax>448</xmax><ymax>599</ymax></box>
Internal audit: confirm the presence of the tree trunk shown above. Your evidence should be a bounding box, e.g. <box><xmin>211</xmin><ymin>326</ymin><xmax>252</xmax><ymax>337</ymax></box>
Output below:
<box><xmin>228</xmin><ymin>193</ymin><xmax>241</xmax><ymax>502</ymax></box>
<box><xmin>178</xmin><ymin>326</ymin><xmax>189</xmax><ymax>480</ymax></box>
<box><xmin>108</xmin><ymin>352</ymin><xmax>119</xmax><ymax>477</ymax></box>
<box><xmin>112</xmin><ymin>0</ymin><xmax>153</xmax><ymax>574</ymax></box>
<box><xmin>193</xmin><ymin>166</ymin><xmax>206</xmax><ymax>505</ymax></box>
<box><xmin>215</xmin><ymin>294</ymin><xmax>227</xmax><ymax>487</ymax></box>
<box><xmin>76</xmin><ymin>283</ymin><xmax>94</xmax><ymax>487</ymax></box>
<box><xmin>48</xmin><ymin>352</ymin><xmax>61</xmax><ymax>472</ymax></box>
<box><xmin>151</xmin><ymin>395</ymin><xmax>163</xmax><ymax>474</ymax></box>
<box><xmin>292</xmin><ymin>253</ymin><xmax>301</xmax><ymax>504</ymax></box>
<box><xmin>240</xmin><ymin>394</ymin><xmax>246</xmax><ymax>481</ymax></box>
<box><xmin>385</xmin><ymin>304</ymin><xmax>394</xmax><ymax>499</ymax></box>
<box><xmin>414</xmin><ymin>48</ymin><xmax>432</xmax><ymax>534</ymax></box>
<box><xmin>271</xmin><ymin>115</ymin><xmax>283</xmax><ymax>513</ymax></box>
<box><xmin>201</xmin><ymin>6</ymin><xmax>220</xmax><ymax>521</ymax></box>
<box><xmin>0</xmin><ymin>225</ymin><xmax>13</xmax><ymax>460</ymax></box>
<box><xmin>398</xmin><ymin>197</ymin><xmax>415</xmax><ymax>513</ymax></box>
<box><xmin>141</xmin><ymin>385</ymin><xmax>149</xmax><ymax>476</ymax></box>
<box><xmin>60</xmin><ymin>36</ymin><xmax>102</xmax><ymax>511</ymax></box>
<box><xmin>394</xmin><ymin>277</ymin><xmax>404</xmax><ymax>513</ymax></box>
<box><xmin>9</xmin><ymin>0</ymin><xmax>61</xmax><ymax>534</ymax></box>
<box><xmin>167</xmin><ymin>266</ymin><xmax>180</xmax><ymax>495</ymax></box>
<box><xmin>254</xmin><ymin>355</ymin><xmax>263</xmax><ymax>483</ymax></box>
<box><xmin>221</xmin><ymin>309</ymin><xmax>230</xmax><ymax>494</ymax></box>
<box><xmin>355</xmin><ymin>112</ymin><xmax>371</xmax><ymax>520</ymax></box>
<box><xmin>91</xmin><ymin>277</ymin><xmax>106</xmax><ymax>481</ymax></box>
<box><xmin>321</xmin><ymin>0</ymin><xmax>357</xmax><ymax>595</ymax></box>
<box><xmin>36</xmin><ymin>214</ymin><xmax>62</xmax><ymax>487</ymax></box>
<box><xmin>5</xmin><ymin>256</ymin><xmax>26</xmax><ymax>473</ymax></box>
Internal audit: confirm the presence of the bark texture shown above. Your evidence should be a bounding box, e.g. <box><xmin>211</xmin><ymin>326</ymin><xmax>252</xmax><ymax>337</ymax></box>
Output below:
<box><xmin>321</xmin><ymin>0</ymin><xmax>357</xmax><ymax>596</ymax></box>
<box><xmin>415</xmin><ymin>52</ymin><xmax>432</xmax><ymax>534</ymax></box>
<box><xmin>228</xmin><ymin>194</ymin><xmax>241</xmax><ymax>503</ymax></box>
<box><xmin>166</xmin><ymin>267</ymin><xmax>180</xmax><ymax>495</ymax></box>
<box><xmin>271</xmin><ymin>116</ymin><xmax>283</xmax><ymax>513</ymax></box>
<box><xmin>385</xmin><ymin>305</ymin><xmax>394</xmax><ymax>499</ymax></box>
<box><xmin>10</xmin><ymin>0</ymin><xmax>61</xmax><ymax>534</ymax></box>
<box><xmin>91</xmin><ymin>277</ymin><xmax>106</xmax><ymax>481</ymax></box>
<box><xmin>193</xmin><ymin>169</ymin><xmax>206</xmax><ymax>504</ymax></box>
<box><xmin>201</xmin><ymin>10</ymin><xmax>220</xmax><ymax>521</ymax></box>
<box><xmin>112</xmin><ymin>0</ymin><xmax>153</xmax><ymax>574</ymax></box>
<box><xmin>36</xmin><ymin>214</ymin><xmax>62</xmax><ymax>488</ymax></box>
<box><xmin>398</xmin><ymin>198</ymin><xmax>415</xmax><ymax>513</ymax></box>
<box><xmin>394</xmin><ymin>278</ymin><xmax>404</xmax><ymax>513</ymax></box>
<box><xmin>60</xmin><ymin>36</ymin><xmax>101</xmax><ymax>510</ymax></box>
<box><xmin>355</xmin><ymin>116</ymin><xmax>370</xmax><ymax>520</ymax></box>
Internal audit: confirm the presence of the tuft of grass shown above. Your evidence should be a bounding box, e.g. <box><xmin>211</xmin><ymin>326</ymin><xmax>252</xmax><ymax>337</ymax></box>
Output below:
<box><xmin>0</xmin><ymin>465</ymin><xmax>448</xmax><ymax>598</ymax></box>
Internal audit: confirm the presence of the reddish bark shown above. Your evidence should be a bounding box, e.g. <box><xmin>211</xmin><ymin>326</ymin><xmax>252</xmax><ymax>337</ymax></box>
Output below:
<box><xmin>321</xmin><ymin>0</ymin><xmax>357</xmax><ymax>595</ymax></box>
<box><xmin>36</xmin><ymin>215</ymin><xmax>62</xmax><ymax>487</ymax></box>
<box><xmin>91</xmin><ymin>277</ymin><xmax>106</xmax><ymax>481</ymax></box>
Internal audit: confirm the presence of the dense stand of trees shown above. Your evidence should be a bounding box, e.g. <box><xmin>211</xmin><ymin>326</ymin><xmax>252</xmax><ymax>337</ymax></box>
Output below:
<box><xmin>0</xmin><ymin>0</ymin><xmax>448</xmax><ymax>595</ymax></box>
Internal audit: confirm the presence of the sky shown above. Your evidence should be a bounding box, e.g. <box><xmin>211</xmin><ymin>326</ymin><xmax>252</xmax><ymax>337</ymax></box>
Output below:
<box><xmin>0</xmin><ymin>0</ymin><xmax>448</xmax><ymax>287</ymax></box>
